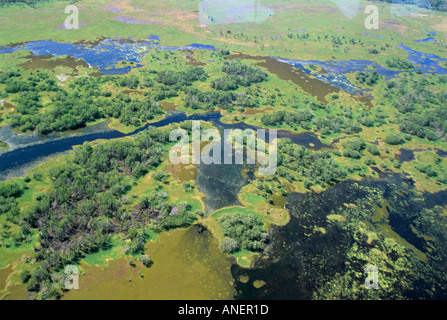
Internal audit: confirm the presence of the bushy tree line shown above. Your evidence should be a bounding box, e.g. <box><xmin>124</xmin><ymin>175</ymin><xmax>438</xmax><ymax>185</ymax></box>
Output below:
<box><xmin>385</xmin><ymin>57</ymin><xmax>415</xmax><ymax>71</ymax></box>
<box><xmin>261</xmin><ymin>109</ymin><xmax>314</xmax><ymax>128</ymax></box>
<box><xmin>342</xmin><ymin>137</ymin><xmax>366</xmax><ymax>159</ymax></box>
<box><xmin>211</xmin><ymin>60</ymin><xmax>267</xmax><ymax>91</ymax></box>
<box><xmin>4</xmin><ymin>71</ymin><xmax>163</xmax><ymax>133</ymax></box>
<box><xmin>184</xmin><ymin>87</ymin><xmax>259</xmax><ymax>111</ymax></box>
<box><xmin>276</xmin><ymin>139</ymin><xmax>347</xmax><ymax>189</ymax></box>
<box><xmin>260</xmin><ymin>104</ymin><xmax>386</xmax><ymax>135</ymax></box>
<box><xmin>221</xmin><ymin>60</ymin><xmax>268</xmax><ymax>86</ymax></box>
<box><xmin>154</xmin><ymin>66</ymin><xmax>208</xmax><ymax>88</ymax></box>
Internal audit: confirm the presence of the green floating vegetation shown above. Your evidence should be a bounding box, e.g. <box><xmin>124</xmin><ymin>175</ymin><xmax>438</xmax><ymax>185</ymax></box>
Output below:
<box><xmin>273</xmin><ymin>178</ymin><xmax>447</xmax><ymax>300</ymax></box>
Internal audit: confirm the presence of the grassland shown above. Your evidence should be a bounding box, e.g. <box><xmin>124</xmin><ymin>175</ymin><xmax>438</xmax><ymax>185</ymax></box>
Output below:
<box><xmin>0</xmin><ymin>0</ymin><xmax>446</xmax><ymax>63</ymax></box>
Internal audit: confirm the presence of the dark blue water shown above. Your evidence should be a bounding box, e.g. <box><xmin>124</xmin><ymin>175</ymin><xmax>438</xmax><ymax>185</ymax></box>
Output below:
<box><xmin>436</xmin><ymin>149</ymin><xmax>447</xmax><ymax>157</ymax></box>
<box><xmin>2</xmin><ymin>36</ymin><xmax>445</xmax><ymax>91</ymax></box>
<box><xmin>0</xmin><ymin>112</ymin><xmax>215</xmax><ymax>176</ymax></box>
<box><xmin>275</xmin><ymin>43</ymin><xmax>447</xmax><ymax>95</ymax></box>
<box><xmin>231</xmin><ymin>171</ymin><xmax>447</xmax><ymax>300</ymax></box>
<box><xmin>1</xmin><ymin>39</ymin><xmax>154</xmax><ymax>75</ymax></box>
<box><xmin>399</xmin><ymin>43</ymin><xmax>447</xmax><ymax>74</ymax></box>
<box><xmin>397</xmin><ymin>148</ymin><xmax>447</xmax><ymax>163</ymax></box>
<box><xmin>0</xmin><ymin>111</ymin><xmax>329</xmax><ymax>179</ymax></box>
<box><xmin>275</xmin><ymin>57</ymin><xmax>400</xmax><ymax>96</ymax></box>
<box><xmin>415</xmin><ymin>37</ymin><xmax>436</xmax><ymax>43</ymax></box>
<box><xmin>396</xmin><ymin>148</ymin><xmax>417</xmax><ymax>163</ymax></box>
<box><xmin>0</xmin><ymin>37</ymin><xmax>216</xmax><ymax>75</ymax></box>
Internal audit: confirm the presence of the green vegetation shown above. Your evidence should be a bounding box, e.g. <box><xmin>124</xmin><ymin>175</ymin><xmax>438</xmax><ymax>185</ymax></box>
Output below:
<box><xmin>356</xmin><ymin>71</ymin><xmax>382</xmax><ymax>86</ymax></box>
<box><xmin>0</xmin><ymin>48</ymin><xmax>446</xmax><ymax>299</ymax></box>
<box><xmin>276</xmin><ymin>139</ymin><xmax>347</xmax><ymax>189</ymax></box>
<box><xmin>343</xmin><ymin>137</ymin><xmax>367</xmax><ymax>159</ymax></box>
<box><xmin>366</xmin><ymin>144</ymin><xmax>381</xmax><ymax>156</ymax></box>
<box><xmin>0</xmin><ymin>127</ymin><xmax>203</xmax><ymax>299</ymax></box>
<box><xmin>261</xmin><ymin>109</ymin><xmax>313</xmax><ymax>129</ymax></box>
<box><xmin>0</xmin><ymin>0</ymin><xmax>447</xmax><ymax>301</ymax></box>
<box><xmin>0</xmin><ymin>141</ymin><xmax>9</xmax><ymax>150</ymax></box>
<box><xmin>282</xmin><ymin>179</ymin><xmax>447</xmax><ymax>300</ymax></box>
<box><xmin>138</xmin><ymin>254</ymin><xmax>153</xmax><ymax>267</ymax></box>
<box><xmin>384</xmin><ymin>74</ymin><xmax>447</xmax><ymax>141</ymax></box>
<box><xmin>219</xmin><ymin>213</ymin><xmax>267</xmax><ymax>253</ymax></box>
<box><xmin>220</xmin><ymin>60</ymin><xmax>268</xmax><ymax>87</ymax></box>
<box><xmin>385</xmin><ymin>57</ymin><xmax>415</xmax><ymax>71</ymax></box>
<box><xmin>375</xmin><ymin>0</ymin><xmax>447</xmax><ymax>12</ymax></box>
<box><xmin>0</xmin><ymin>56</ymin><xmax>276</xmax><ymax>132</ymax></box>
<box><xmin>154</xmin><ymin>67</ymin><xmax>208</xmax><ymax>88</ymax></box>
<box><xmin>1</xmin><ymin>70</ymin><xmax>165</xmax><ymax>133</ymax></box>
<box><xmin>184</xmin><ymin>60</ymin><xmax>267</xmax><ymax>111</ymax></box>
<box><xmin>385</xmin><ymin>133</ymin><xmax>406</xmax><ymax>145</ymax></box>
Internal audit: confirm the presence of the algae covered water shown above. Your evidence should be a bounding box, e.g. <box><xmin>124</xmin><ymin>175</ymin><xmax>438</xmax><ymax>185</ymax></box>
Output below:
<box><xmin>63</xmin><ymin>225</ymin><xmax>235</xmax><ymax>300</ymax></box>
<box><xmin>231</xmin><ymin>171</ymin><xmax>447</xmax><ymax>300</ymax></box>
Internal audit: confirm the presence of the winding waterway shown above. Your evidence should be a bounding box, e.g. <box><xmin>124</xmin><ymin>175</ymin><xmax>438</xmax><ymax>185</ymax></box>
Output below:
<box><xmin>0</xmin><ymin>111</ymin><xmax>330</xmax><ymax>181</ymax></box>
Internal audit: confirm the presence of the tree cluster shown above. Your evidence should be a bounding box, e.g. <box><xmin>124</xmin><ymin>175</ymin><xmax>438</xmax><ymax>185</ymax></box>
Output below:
<box><xmin>219</xmin><ymin>213</ymin><xmax>267</xmax><ymax>253</ymax></box>
<box><xmin>276</xmin><ymin>139</ymin><xmax>348</xmax><ymax>189</ymax></box>
<box><xmin>384</xmin><ymin>74</ymin><xmax>447</xmax><ymax>141</ymax></box>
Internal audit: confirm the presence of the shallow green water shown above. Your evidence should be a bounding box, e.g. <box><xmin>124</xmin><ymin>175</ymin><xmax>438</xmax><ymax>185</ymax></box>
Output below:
<box><xmin>63</xmin><ymin>225</ymin><xmax>235</xmax><ymax>300</ymax></box>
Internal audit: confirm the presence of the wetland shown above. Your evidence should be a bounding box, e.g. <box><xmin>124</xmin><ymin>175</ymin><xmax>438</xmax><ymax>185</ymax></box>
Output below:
<box><xmin>0</xmin><ymin>0</ymin><xmax>447</xmax><ymax>300</ymax></box>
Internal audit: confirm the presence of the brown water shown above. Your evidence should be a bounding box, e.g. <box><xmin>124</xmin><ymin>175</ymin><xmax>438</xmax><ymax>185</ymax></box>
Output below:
<box><xmin>18</xmin><ymin>54</ymin><xmax>89</xmax><ymax>74</ymax></box>
<box><xmin>228</xmin><ymin>53</ymin><xmax>339</xmax><ymax>103</ymax></box>
<box><xmin>165</xmin><ymin>163</ymin><xmax>198</xmax><ymax>182</ymax></box>
<box><xmin>122</xmin><ymin>89</ymin><xmax>144</xmax><ymax>96</ymax></box>
<box><xmin>2</xmin><ymin>102</ymin><xmax>15</xmax><ymax>109</ymax></box>
<box><xmin>0</xmin><ymin>265</ymin><xmax>12</xmax><ymax>293</ymax></box>
<box><xmin>63</xmin><ymin>225</ymin><xmax>235</xmax><ymax>300</ymax></box>
<box><xmin>0</xmin><ymin>264</ymin><xmax>28</xmax><ymax>300</ymax></box>
<box><xmin>270</xmin><ymin>193</ymin><xmax>287</xmax><ymax>209</ymax></box>
<box><xmin>227</xmin><ymin>53</ymin><xmax>374</xmax><ymax>108</ymax></box>
<box><xmin>241</xmin><ymin>107</ymin><xmax>273</xmax><ymax>116</ymax></box>
<box><xmin>2</xmin><ymin>284</ymin><xmax>28</xmax><ymax>300</ymax></box>
<box><xmin>161</xmin><ymin>101</ymin><xmax>178</xmax><ymax>112</ymax></box>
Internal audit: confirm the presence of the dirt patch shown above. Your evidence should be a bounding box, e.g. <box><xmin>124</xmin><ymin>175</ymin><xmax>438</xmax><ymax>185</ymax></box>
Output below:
<box><xmin>162</xmin><ymin>10</ymin><xmax>198</xmax><ymax>22</ymax></box>
<box><xmin>432</xmin><ymin>19</ymin><xmax>447</xmax><ymax>34</ymax></box>
<box><xmin>381</xmin><ymin>19</ymin><xmax>411</xmax><ymax>36</ymax></box>
<box><xmin>99</xmin><ymin>0</ymin><xmax>144</xmax><ymax>14</ymax></box>
<box><xmin>267</xmin><ymin>3</ymin><xmax>339</xmax><ymax>14</ymax></box>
